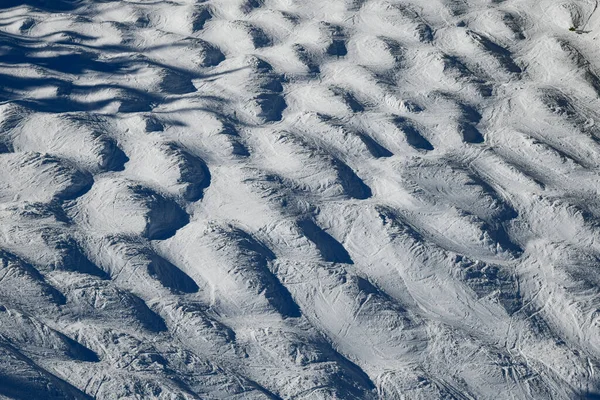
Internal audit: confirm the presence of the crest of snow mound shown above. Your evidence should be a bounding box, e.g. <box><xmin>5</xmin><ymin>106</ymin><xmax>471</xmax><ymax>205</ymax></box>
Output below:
<box><xmin>72</xmin><ymin>177</ymin><xmax>188</xmax><ymax>240</ymax></box>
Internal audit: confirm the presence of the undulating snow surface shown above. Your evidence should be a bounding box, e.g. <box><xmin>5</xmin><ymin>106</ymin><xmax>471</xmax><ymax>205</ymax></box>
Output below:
<box><xmin>1</xmin><ymin>0</ymin><xmax>600</xmax><ymax>398</ymax></box>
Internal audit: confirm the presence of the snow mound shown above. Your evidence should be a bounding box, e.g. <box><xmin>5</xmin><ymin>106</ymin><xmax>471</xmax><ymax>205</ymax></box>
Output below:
<box><xmin>1</xmin><ymin>0</ymin><xmax>600</xmax><ymax>398</ymax></box>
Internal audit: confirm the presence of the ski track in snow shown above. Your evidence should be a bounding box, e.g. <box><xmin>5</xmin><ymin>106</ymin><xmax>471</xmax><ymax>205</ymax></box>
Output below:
<box><xmin>0</xmin><ymin>0</ymin><xmax>600</xmax><ymax>398</ymax></box>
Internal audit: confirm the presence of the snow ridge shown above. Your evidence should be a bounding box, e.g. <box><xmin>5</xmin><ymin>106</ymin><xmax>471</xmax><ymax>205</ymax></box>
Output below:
<box><xmin>0</xmin><ymin>0</ymin><xmax>600</xmax><ymax>398</ymax></box>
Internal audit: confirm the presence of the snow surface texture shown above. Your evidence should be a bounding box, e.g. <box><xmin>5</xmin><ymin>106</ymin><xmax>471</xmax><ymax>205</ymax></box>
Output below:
<box><xmin>0</xmin><ymin>0</ymin><xmax>600</xmax><ymax>398</ymax></box>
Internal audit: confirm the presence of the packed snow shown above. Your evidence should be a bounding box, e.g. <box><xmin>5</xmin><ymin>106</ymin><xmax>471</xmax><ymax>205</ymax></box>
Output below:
<box><xmin>0</xmin><ymin>0</ymin><xmax>600</xmax><ymax>398</ymax></box>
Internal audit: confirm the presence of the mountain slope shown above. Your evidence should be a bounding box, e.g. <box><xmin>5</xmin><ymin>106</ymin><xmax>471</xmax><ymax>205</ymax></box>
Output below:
<box><xmin>1</xmin><ymin>0</ymin><xmax>600</xmax><ymax>398</ymax></box>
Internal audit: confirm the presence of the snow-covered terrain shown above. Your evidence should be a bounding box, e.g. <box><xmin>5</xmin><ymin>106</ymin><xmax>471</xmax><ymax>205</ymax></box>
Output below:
<box><xmin>1</xmin><ymin>0</ymin><xmax>600</xmax><ymax>398</ymax></box>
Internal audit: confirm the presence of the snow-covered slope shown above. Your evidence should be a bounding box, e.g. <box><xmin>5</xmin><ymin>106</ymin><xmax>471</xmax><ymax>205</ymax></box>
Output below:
<box><xmin>1</xmin><ymin>0</ymin><xmax>600</xmax><ymax>398</ymax></box>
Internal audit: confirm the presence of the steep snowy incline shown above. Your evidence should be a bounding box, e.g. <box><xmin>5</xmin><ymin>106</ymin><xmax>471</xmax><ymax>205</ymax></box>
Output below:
<box><xmin>1</xmin><ymin>0</ymin><xmax>600</xmax><ymax>398</ymax></box>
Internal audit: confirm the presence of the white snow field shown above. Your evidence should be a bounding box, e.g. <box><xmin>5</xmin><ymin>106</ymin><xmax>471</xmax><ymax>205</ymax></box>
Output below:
<box><xmin>0</xmin><ymin>0</ymin><xmax>600</xmax><ymax>398</ymax></box>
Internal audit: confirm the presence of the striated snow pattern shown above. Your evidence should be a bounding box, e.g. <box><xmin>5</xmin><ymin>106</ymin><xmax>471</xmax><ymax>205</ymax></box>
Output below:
<box><xmin>0</xmin><ymin>0</ymin><xmax>600</xmax><ymax>398</ymax></box>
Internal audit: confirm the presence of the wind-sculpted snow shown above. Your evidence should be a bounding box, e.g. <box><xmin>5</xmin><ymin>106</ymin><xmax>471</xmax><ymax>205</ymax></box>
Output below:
<box><xmin>1</xmin><ymin>0</ymin><xmax>600</xmax><ymax>398</ymax></box>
